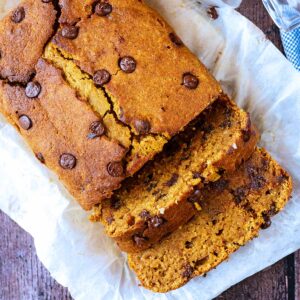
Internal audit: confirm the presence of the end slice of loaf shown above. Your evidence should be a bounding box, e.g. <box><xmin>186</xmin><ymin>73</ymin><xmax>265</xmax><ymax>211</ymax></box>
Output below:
<box><xmin>127</xmin><ymin>148</ymin><xmax>292</xmax><ymax>292</ymax></box>
<box><xmin>91</xmin><ymin>96</ymin><xmax>258</xmax><ymax>252</ymax></box>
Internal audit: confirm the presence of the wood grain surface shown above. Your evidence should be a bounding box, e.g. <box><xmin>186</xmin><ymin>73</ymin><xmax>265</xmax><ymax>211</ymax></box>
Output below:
<box><xmin>0</xmin><ymin>0</ymin><xmax>298</xmax><ymax>299</ymax></box>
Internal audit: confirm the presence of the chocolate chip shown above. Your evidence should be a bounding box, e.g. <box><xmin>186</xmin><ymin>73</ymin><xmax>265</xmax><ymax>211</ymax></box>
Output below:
<box><xmin>134</xmin><ymin>119</ymin><xmax>151</xmax><ymax>134</ymax></box>
<box><xmin>59</xmin><ymin>153</ymin><xmax>77</xmax><ymax>169</ymax></box>
<box><xmin>182</xmin><ymin>264</ymin><xmax>194</xmax><ymax>278</ymax></box>
<box><xmin>107</xmin><ymin>161</ymin><xmax>124</xmax><ymax>177</ymax></box>
<box><xmin>0</xmin><ymin>50</ymin><xmax>2</xmax><ymax>60</ymax></box>
<box><xmin>93</xmin><ymin>69</ymin><xmax>111</xmax><ymax>86</ymax></box>
<box><xmin>25</xmin><ymin>82</ymin><xmax>41</xmax><ymax>98</ymax></box>
<box><xmin>187</xmin><ymin>188</ymin><xmax>202</xmax><ymax>203</ymax></box>
<box><xmin>89</xmin><ymin>121</ymin><xmax>106</xmax><ymax>138</ymax></box>
<box><xmin>183</xmin><ymin>73</ymin><xmax>199</xmax><ymax>89</ymax></box>
<box><xmin>209</xmin><ymin>179</ymin><xmax>228</xmax><ymax>191</ymax></box>
<box><xmin>119</xmin><ymin>56</ymin><xmax>136</xmax><ymax>73</ymax></box>
<box><xmin>220</xmin><ymin>119</ymin><xmax>232</xmax><ymax>129</ymax></box>
<box><xmin>133</xmin><ymin>234</ymin><xmax>148</xmax><ymax>246</ymax></box>
<box><xmin>42</xmin><ymin>0</ymin><xmax>52</xmax><ymax>2</ymax></box>
<box><xmin>277</xmin><ymin>173</ymin><xmax>289</xmax><ymax>184</ymax></box>
<box><xmin>106</xmin><ymin>216</ymin><xmax>114</xmax><ymax>224</ymax></box>
<box><xmin>148</xmin><ymin>216</ymin><xmax>165</xmax><ymax>228</ymax></box>
<box><xmin>232</xmin><ymin>186</ymin><xmax>248</xmax><ymax>204</ymax></box>
<box><xmin>207</xmin><ymin>7</ymin><xmax>218</xmax><ymax>20</ymax></box>
<box><xmin>110</xmin><ymin>196</ymin><xmax>121</xmax><ymax>210</ymax></box>
<box><xmin>164</xmin><ymin>173</ymin><xmax>179</xmax><ymax>187</ymax></box>
<box><xmin>139</xmin><ymin>210</ymin><xmax>151</xmax><ymax>220</ymax></box>
<box><xmin>36</xmin><ymin>152</ymin><xmax>45</xmax><ymax>164</ymax></box>
<box><xmin>11</xmin><ymin>7</ymin><xmax>25</xmax><ymax>23</ymax></box>
<box><xmin>95</xmin><ymin>2</ymin><xmax>113</xmax><ymax>16</ymax></box>
<box><xmin>18</xmin><ymin>115</ymin><xmax>32</xmax><ymax>130</ymax></box>
<box><xmin>185</xmin><ymin>241</ymin><xmax>193</xmax><ymax>249</ymax></box>
<box><xmin>61</xmin><ymin>25</ymin><xmax>79</xmax><ymax>39</ymax></box>
<box><xmin>169</xmin><ymin>32</ymin><xmax>183</xmax><ymax>46</ymax></box>
<box><xmin>193</xmin><ymin>172</ymin><xmax>202</xmax><ymax>179</ymax></box>
<box><xmin>261</xmin><ymin>214</ymin><xmax>272</xmax><ymax>229</ymax></box>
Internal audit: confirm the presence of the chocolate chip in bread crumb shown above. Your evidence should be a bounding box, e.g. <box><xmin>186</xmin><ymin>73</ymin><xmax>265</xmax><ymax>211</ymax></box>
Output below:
<box><xmin>95</xmin><ymin>2</ymin><xmax>113</xmax><ymax>17</ymax></box>
<box><xmin>183</xmin><ymin>73</ymin><xmax>199</xmax><ymax>89</ymax></box>
<box><xmin>36</xmin><ymin>152</ymin><xmax>45</xmax><ymax>164</ymax></box>
<box><xmin>148</xmin><ymin>215</ymin><xmax>165</xmax><ymax>228</ymax></box>
<box><xmin>88</xmin><ymin>121</ymin><xmax>106</xmax><ymax>138</ymax></box>
<box><xmin>106</xmin><ymin>216</ymin><xmax>114</xmax><ymax>224</ymax></box>
<box><xmin>61</xmin><ymin>25</ymin><xmax>79</xmax><ymax>40</ymax></box>
<box><xmin>139</xmin><ymin>209</ymin><xmax>151</xmax><ymax>220</ymax></box>
<box><xmin>164</xmin><ymin>173</ymin><xmax>179</xmax><ymax>187</ymax></box>
<box><xmin>93</xmin><ymin>69</ymin><xmax>111</xmax><ymax>86</ymax></box>
<box><xmin>110</xmin><ymin>196</ymin><xmax>121</xmax><ymax>210</ymax></box>
<box><xmin>11</xmin><ymin>7</ymin><xmax>25</xmax><ymax>23</ymax></box>
<box><xmin>185</xmin><ymin>241</ymin><xmax>193</xmax><ymax>249</ymax></box>
<box><xmin>59</xmin><ymin>153</ymin><xmax>77</xmax><ymax>170</ymax></box>
<box><xmin>42</xmin><ymin>0</ymin><xmax>52</xmax><ymax>3</ymax></box>
<box><xmin>187</xmin><ymin>188</ymin><xmax>202</xmax><ymax>203</ymax></box>
<box><xmin>134</xmin><ymin>119</ymin><xmax>151</xmax><ymax>134</ymax></box>
<box><xmin>18</xmin><ymin>115</ymin><xmax>32</xmax><ymax>130</ymax></box>
<box><xmin>107</xmin><ymin>161</ymin><xmax>124</xmax><ymax>177</ymax></box>
<box><xmin>261</xmin><ymin>213</ymin><xmax>272</xmax><ymax>229</ymax></box>
<box><xmin>25</xmin><ymin>82</ymin><xmax>41</xmax><ymax>98</ymax></box>
<box><xmin>169</xmin><ymin>32</ymin><xmax>183</xmax><ymax>46</ymax></box>
<box><xmin>119</xmin><ymin>56</ymin><xmax>137</xmax><ymax>73</ymax></box>
<box><xmin>182</xmin><ymin>264</ymin><xmax>194</xmax><ymax>278</ymax></box>
<box><xmin>133</xmin><ymin>234</ymin><xmax>148</xmax><ymax>246</ymax></box>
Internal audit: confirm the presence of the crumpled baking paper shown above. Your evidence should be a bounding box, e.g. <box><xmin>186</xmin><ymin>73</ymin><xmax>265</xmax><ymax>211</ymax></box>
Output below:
<box><xmin>0</xmin><ymin>1</ymin><xmax>300</xmax><ymax>299</ymax></box>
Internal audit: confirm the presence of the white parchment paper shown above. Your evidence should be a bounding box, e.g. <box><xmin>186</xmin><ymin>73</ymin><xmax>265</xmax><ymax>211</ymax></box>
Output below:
<box><xmin>0</xmin><ymin>1</ymin><xmax>300</xmax><ymax>299</ymax></box>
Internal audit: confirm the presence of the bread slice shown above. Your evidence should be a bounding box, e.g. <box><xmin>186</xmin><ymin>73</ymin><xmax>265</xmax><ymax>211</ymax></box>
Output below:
<box><xmin>91</xmin><ymin>96</ymin><xmax>258</xmax><ymax>252</ymax></box>
<box><xmin>127</xmin><ymin>149</ymin><xmax>292</xmax><ymax>292</ymax></box>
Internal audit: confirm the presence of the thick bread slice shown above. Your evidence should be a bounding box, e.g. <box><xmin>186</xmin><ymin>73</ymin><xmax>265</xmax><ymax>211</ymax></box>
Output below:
<box><xmin>91</xmin><ymin>96</ymin><xmax>258</xmax><ymax>252</ymax></box>
<box><xmin>127</xmin><ymin>149</ymin><xmax>292</xmax><ymax>292</ymax></box>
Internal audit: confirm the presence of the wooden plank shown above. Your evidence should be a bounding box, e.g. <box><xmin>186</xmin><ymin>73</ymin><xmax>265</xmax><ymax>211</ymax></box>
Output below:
<box><xmin>0</xmin><ymin>210</ymin><xmax>73</xmax><ymax>300</ymax></box>
<box><xmin>296</xmin><ymin>250</ymin><xmax>300</xmax><ymax>300</ymax></box>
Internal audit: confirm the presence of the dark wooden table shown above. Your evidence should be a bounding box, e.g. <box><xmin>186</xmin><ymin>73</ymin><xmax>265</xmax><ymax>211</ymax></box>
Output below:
<box><xmin>0</xmin><ymin>0</ymin><xmax>299</xmax><ymax>299</ymax></box>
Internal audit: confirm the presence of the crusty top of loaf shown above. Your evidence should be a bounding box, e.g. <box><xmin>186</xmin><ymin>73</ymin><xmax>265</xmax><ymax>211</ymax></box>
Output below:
<box><xmin>0</xmin><ymin>0</ymin><xmax>56</xmax><ymax>83</ymax></box>
<box><xmin>53</xmin><ymin>0</ymin><xmax>222</xmax><ymax>136</ymax></box>
<box><xmin>0</xmin><ymin>59</ymin><xmax>127</xmax><ymax>210</ymax></box>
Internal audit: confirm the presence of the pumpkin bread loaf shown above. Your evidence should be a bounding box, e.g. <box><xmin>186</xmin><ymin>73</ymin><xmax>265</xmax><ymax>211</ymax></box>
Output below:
<box><xmin>128</xmin><ymin>149</ymin><xmax>292</xmax><ymax>292</ymax></box>
<box><xmin>91</xmin><ymin>96</ymin><xmax>258</xmax><ymax>252</ymax></box>
<box><xmin>0</xmin><ymin>0</ymin><xmax>222</xmax><ymax>210</ymax></box>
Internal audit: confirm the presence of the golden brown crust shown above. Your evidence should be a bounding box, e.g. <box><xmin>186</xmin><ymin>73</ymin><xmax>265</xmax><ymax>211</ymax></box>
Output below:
<box><xmin>128</xmin><ymin>149</ymin><xmax>293</xmax><ymax>292</ymax></box>
<box><xmin>0</xmin><ymin>59</ymin><xmax>127</xmax><ymax>210</ymax></box>
<box><xmin>93</xmin><ymin>97</ymin><xmax>259</xmax><ymax>253</ymax></box>
<box><xmin>0</xmin><ymin>0</ymin><xmax>56</xmax><ymax>83</ymax></box>
<box><xmin>53</xmin><ymin>0</ymin><xmax>222</xmax><ymax>136</ymax></box>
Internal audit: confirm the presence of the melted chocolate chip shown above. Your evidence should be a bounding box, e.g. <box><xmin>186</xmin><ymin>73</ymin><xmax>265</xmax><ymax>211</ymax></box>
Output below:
<box><xmin>133</xmin><ymin>234</ymin><xmax>148</xmax><ymax>246</ymax></box>
<box><xmin>95</xmin><ymin>2</ymin><xmax>113</xmax><ymax>16</ymax></box>
<box><xmin>169</xmin><ymin>32</ymin><xmax>183</xmax><ymax>46</ymax></box>
<box><xmin>89</xmin><ymin>121</ymin><xmax>106</xmax><ymax>138</ymax></box>
<box><xmin>207</xmin><ymin>7</ymin><xmax>219</xmax><ymax>20</ymax></box>
<box><xmin>110</xmin><ymin>196</ymin><xmax>121</xmax><ymax>210</ymax></box>
<box><xmin>187</xmin><ymin>188</ymin><xmax>202</xmax><ymax>203</ymax></box>
<box><xmin>139</xmin><ymin>210</ymin><xmax>151</xmax><ymax>220</ymax></box>
<box><xmin>106</xmin><ymin>216</ymin><xmax>114</xmax><ymax>224</ymax></box>
<box><xmin>148</xmin><ymin>215</ymin><xmax>165</xmax><ymax>228</ymax></box>
<box><xmin>220</xmin><ymin>119</ymin><xmax>232</xmax><ymax>129</ymax></box>
<box><xmin>119</xmin><ymin>56</ymin><xmax>136</xmax><ymax>73</ymax></box>
<box><xmin>36</xmin><ymin>152</ymin><xmax>45</xmax><ymax>164</ymax></box>
<box><xmin>93</xmin><ymin>69</ymin><xmax>111</xmax><ymax>86</ymax></box>
<box><xmin>182</xmin><ymin>264</ymin><xmax>194</xmax><ymax>278</ymax></box>
<box><xmin>261</xmin><ymin>214</ymin><xmax>272</xmax><ymax>229</ymax></box>
<box><xmin>61</xmin><ymin>25</ymin><xmax>79</xmax><ymax>39</ymax></box>
<box><xmin>185</xmin><ymin>241</ymin><xmax>193</xmax><ymax>249</ymax></box>
<box><xmin>107</xmin><ymin>161</ymin><xmax>124</xmax><ymax>177</ymax></box>
<box><xmin>134</xmin><ymin>119</ymin><xmax>151</xmax><ymax>134</ymax></box>
<box><xmin>164</xmin><ymin>173</ymin><xmax>179</xmax><ymax>187</ymax></box>
<box><xmin>209</xmin><ymin>179</ymin><xmax>228</xmax><ymax>191</ymax></box>
<box><xmin>59</xmin><ymin>153</ymin><xmax>77</xmax><ymax>170</ymax></box>
<box><xmin>232</xmin><ymin>186</ymin><xmax>248</xmax><ymax>204</ymax></box>
<box><xmin>18</xmin><ymin>115</ymin><xmax>32</xmax><ymax>130</ymax></box>
<box><xmin>183</xmin><ymin>73</ymin><xmax>199</xmax><ymax>89</ymax></box>
<box><xmin>25</xmin><ymin>82</ymin><xmax>41</xmax><ymax>98</ymax></box>
<box><xmin>11</xmin><ymin>7</ymin><xmax>25</xmax><ymax>23</ymax></box>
